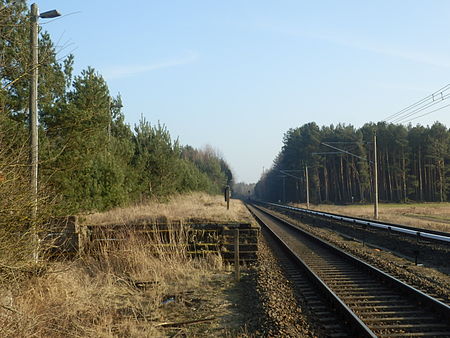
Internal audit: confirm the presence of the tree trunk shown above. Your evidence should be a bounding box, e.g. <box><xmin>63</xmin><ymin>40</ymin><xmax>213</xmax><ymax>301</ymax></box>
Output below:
<box><xmin>402</xmin><ymin>151</ymin><xmax>407</xmax><ymax>202</ymax></box>
<box><xmin>418</xmin><ymin>149</ymin><xmax>423</xmax><ymax>201</ymax></box>
<box><xmin>340</xmin><ymin>157</ymin><xmax>345</xmax><ymax>202</ymax></box>
<box><xmin>439</xmin><ymin>159</ymin><xmax>444</xmax><ymax>202</ymax></box>
<box><xmin>386</xmin><ymin>151</ymin><xmax>393</xmax><ymax>201</ymax></box>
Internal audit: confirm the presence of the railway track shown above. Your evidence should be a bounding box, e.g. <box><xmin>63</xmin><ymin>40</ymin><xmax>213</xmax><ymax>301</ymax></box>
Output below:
<box><xmin>266</xmin><ymin>202</ymin><xmax>450</xmax><ymax>244</ymax></box>
<box><xmin>262</xmin><ymin>202</ymin><xmax>450</xmax><ymax>273</ymax></box>
<box><xmin>248</xmin><ymin>204</ymin><xmax>450</xmax><ymax>337</ymax></box>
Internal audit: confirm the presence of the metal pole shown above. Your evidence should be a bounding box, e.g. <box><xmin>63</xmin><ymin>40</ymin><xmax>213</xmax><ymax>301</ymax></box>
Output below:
<box><xmin>373</xmin><ymin>132</ymin><xmax>379</xmax><ymax>220</ymax></box>
<box><xmin>30</xmin><ymin>3</ymin><xmax>39</xmax><ymax>262</ymax></box>
<box><xmin>30</xmin><ymin>3</ymin><xmax>38</xmax><ymax>219</ymax></box>
<box><xmin>305</xmin><ymin>165</ymin><xmax>310</xmax><ymax>209</ymax></box>
<box><xmin>282</xmin><ymin>176</ymin><xmax>286</xmax><ymax>203</ymax></box>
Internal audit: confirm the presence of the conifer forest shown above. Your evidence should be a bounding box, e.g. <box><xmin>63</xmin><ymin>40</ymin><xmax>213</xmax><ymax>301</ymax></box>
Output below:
<box><xmin>255</xmin><ymin>122</ymin><xmax>450</xmax><ymax>204</ymax></box>
<box><xmin>0</xmin><ymin>1</ymin><xmax>233</xmax><ymax>218</ymax></box>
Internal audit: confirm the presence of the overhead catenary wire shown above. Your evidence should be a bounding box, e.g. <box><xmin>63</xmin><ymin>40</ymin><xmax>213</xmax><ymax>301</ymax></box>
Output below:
<box><xmin>381</xmin><ymin>83</ymin><xmax>450</xmax><ymax>125</ymax></box>
<box><xmin>388</xmin><ymin>84</ymin><xmax>450</xmax><ymax>118</ymax></box>
<box><xmin>390</xmin><ymin>91</ymin><xmax>450</xmax><ymax>123</ymax></box>
<box><xmin>390</xmin><ymin>92</ymin><xmax>450</xmax><ymax>124</ymax></box>
<box><xmin>319</xmin><ymin>141</ymin><xmax>371</xmax><ymax>144</ymax></box>
<box><xmin>398</xmin><ymin>103</ymin><xmax>450</xmax><ymax>124</ymax></box>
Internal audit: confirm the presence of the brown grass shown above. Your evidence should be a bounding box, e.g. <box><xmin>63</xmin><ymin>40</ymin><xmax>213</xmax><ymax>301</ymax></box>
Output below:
<box><xmin>83</xmin><ymin>192</ymin><xmax>254</xmax><ymax>226</ymax></box>
<box><xmin>0</xmin><ymin>228</ymin><xmax>225</xmax><ymax>337</ymax></box>
<box><xmin>291</xmin><ymin>202</ymin><xmax>450</xmax><ymax>232</ymax></box>
<box><xmin>0</xmin><ymin>193</ymin><xmax>254</xmax><ymax>337</ymax></box>
<box><xmin>0</xmin><ymin>119</ymin><xmax>57</xmax><ymax>284</ymax></box>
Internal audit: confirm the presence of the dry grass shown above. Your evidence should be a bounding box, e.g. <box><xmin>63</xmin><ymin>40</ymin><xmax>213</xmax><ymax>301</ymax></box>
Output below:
<box><xmin>0</xmin><ymin>193</ymin><xmax>254</xmax><ymax>337</ymax></box>
<box><xmin>291</xmin><ymin>202</ymin><xmax>450</xmax><ymax>232</ymax></box>
<box><xmin>0</xmin><ymin>120</ymin><xmax>57</xmax><ymax>285</ymax></box>
<box><xmin>0</xmin><ymin>229</ymin><xmax>227</xmax><ymax>337</ymax></box>
<box><xmin>83</xmin><ymin>192</ymin><xmax>254</xmax><ymax>226</ymax></box>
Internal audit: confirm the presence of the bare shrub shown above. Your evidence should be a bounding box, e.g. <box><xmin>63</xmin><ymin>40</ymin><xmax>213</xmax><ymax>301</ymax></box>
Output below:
<box><xmin>0</xmin><ymin>225</ymin><xmax>223</xmax><ymax>337</ymax></box>
<box><xmin>0</xmin><ymin>117</ymin><xmax>58</xmax><ymax>283</ymax></box>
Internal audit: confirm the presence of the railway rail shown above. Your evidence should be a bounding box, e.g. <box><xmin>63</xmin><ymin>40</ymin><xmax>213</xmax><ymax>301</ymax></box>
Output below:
<box><xmin>248</xmin><ymin>204</ymin><xmax>450</xmax><ymax>337</ymax></box>
<box><xmin>266</xmin><ymin>202</ymin><xmax>450</xmax><ymax>244</ymax></box>
<box><xmin>261</xmin><ymin>201</ymin><xmax>450</xmax><ymax>274</ymax></box>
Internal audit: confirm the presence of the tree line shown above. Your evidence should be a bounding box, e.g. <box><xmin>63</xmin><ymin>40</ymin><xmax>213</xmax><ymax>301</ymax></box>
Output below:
<box><xmin>255</xmin><ymin>122</ymin><xmax>449</xmax><ymax>204</ymax></box>
<box><xmin>0</xmin><ymin>1</ymin><xmax>233</xmax><ymax>215</ymax></box>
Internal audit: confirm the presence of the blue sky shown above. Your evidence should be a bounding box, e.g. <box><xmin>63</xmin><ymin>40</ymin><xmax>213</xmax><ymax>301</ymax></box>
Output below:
<box><xmin>37</xmin><ymin>1</ymin><xmax>450</xmax><ymax>183</ymax></box>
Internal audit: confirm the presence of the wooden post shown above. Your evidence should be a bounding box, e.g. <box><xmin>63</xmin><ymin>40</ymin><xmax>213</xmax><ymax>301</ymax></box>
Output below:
<box><xmin>77</xmin><ymin>219</ymin><xmax>87</xmax><ymax>255</ymax></box>
<box><xmin>234</xmin><ymin>228</ymin><xmax>240</xmax><ymax>281</ymax></box>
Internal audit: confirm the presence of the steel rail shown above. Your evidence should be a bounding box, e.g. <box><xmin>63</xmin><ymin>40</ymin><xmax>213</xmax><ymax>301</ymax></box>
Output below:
<box><xmin>248</xmin><ymin>205</ymin><xmax>377</xmax><ymax>337</ymax></box>
<box><xmin>265</xmin><ymin>202</ymin><xmax>450</xmax><ymax>244</ymax></box>
<box><xmin>250</xmin><ymin>204</ymin><xmax>450</xmax><ymax>336</ymax></box>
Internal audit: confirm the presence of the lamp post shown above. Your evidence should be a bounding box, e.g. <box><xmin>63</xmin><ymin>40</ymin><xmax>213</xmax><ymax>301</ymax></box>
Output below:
<box><xmin>30</xmin><ymin>3</ymin><xmax>60</xmax><ymax>259</ymax></box>
<box><xmin>30</xmin><ymin>3</ymin><xmax>61</xmax><ymax>217</ymax></box>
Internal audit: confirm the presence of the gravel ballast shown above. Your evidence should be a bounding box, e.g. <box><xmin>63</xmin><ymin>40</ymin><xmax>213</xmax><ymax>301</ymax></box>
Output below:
<box><xmin>264</xmin><ymin>206</ymin><xmax>450</xmax><ymax>305</ymax></box>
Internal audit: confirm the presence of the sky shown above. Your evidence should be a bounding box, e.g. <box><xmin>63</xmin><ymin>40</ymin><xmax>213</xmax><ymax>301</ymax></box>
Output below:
<box><xmin>36</xmin><ymin>0</ymin><xmax>450</xmax><ymax>183</ymax></box>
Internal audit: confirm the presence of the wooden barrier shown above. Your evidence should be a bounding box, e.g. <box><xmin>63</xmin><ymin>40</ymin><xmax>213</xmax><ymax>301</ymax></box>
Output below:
<box><xmin>41</xmin><ymin>216</ymin><xmax>79</xmax><ymax>255</ymax></box>
<box><xmin>47</xmin><ymin>218</ymin><xmax>259</xmax><ymax>263</ymax></box>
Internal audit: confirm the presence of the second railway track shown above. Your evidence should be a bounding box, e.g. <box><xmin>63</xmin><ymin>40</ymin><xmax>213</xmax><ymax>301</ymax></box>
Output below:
<box><xmin>248</xmin><ymin>204</ymin><xmax>450</xmax><ymax>337</ymax></box>
<box><xmin>263</xmin><ymin>202</ymin><xmax>450</xmax><ymax>275</ymax></box>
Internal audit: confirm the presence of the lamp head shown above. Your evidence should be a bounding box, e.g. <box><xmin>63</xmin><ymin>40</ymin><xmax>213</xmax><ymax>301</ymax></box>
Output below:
<box><xmin>39</xmin><ymin>10</ymin><xmax>61</xmax><ymax>19</ymax></box>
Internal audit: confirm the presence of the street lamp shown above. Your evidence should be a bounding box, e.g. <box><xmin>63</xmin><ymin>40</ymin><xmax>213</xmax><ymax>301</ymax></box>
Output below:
<box><xmin>29</xmin><ymin>3</ymin><xmax>61</xmax><ymax>218</ymax></box>
<box><xmin>29</xmin><ymin>3</ymin><xmax>61</xmax><ymax>259</ymax></box>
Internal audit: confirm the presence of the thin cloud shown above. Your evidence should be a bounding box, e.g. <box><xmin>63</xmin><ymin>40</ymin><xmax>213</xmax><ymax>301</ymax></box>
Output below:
<box><xmin>374</xmin><ymin>82</ymin><xmax>433</xmax><ymax>93</ymax></box>
<box><xmin>105</xmin><ymin>51</ymin><xmax>199</xmax><ymax>79</ymax></box>
<box><xmin>323</xmin><ymin>34</ymin><xmax>450</xmax><ymax>69</ymax></box>
<box><xmin>262</xmin><ymin>24</ymin><xmax>450</xmax><ymax>69</ymax></box>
